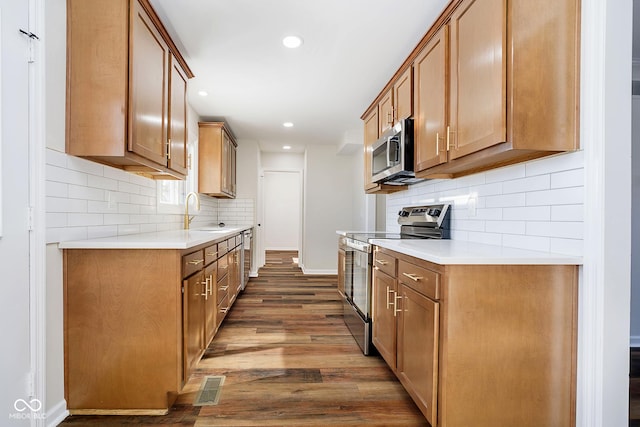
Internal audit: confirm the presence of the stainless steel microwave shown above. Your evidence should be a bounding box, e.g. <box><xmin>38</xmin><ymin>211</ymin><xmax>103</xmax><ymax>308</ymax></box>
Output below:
<box><xmin>371</xmin><ymin>118</ymin><xmax>421</xmax><ymax>185</ymax></box>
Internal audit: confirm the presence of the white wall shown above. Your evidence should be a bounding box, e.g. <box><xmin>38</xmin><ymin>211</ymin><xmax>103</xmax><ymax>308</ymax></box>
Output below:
<box><xmin>261</xmin><ymin>151</ymin><xmax>304</xmax><ymax>170</ymax></box>
<box><xmin>302</xmin><ymin>145</ymin><xmax>356</xmax><ymax>273</ymax></box>
<box><xmin>387</xmin><ymin>151</ymin><xmax>584</xmax><ymax>256</ymax></box>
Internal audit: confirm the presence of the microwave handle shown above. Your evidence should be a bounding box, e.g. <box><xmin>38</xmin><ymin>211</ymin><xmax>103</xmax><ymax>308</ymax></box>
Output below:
<box><xmin>386</xmin><ymin>137</ymin><xmax>393</xmax><ymax>167</ymax></box>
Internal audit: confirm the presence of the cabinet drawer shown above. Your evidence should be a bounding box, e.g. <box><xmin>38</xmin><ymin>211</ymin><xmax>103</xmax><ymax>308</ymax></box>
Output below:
<box><xmin>183</xmin><ymin>250</ymin><xmax>205</xmax><ymax>278</ymax></box>
<box><xmin>218</xmin><ymin>239</ymin><xmax>228</xmax><ymax>256</ymax></box>
<box><xmin>216</xmin><ymin>293</ymin><xmax>230</xmax><ymax>329</ymax></box>
<box><xmin>216</xmin><ymin>274</ymin><xmax>229</xmax><ymax>305</ymax></box>
<box><xmin>204</xmin><ymin>243</ymin><xmax>218</xmax><ymax>265</ymax></box>
<box><xmin>398</xmin><ymin>260</ymin><xmax>440</xmax><ymax>300</ymax></box>
<box><xmin>218</xmin><ymin>252</ymin><xmax>229</xmax><ymax>279</ymax></box>
<box><xmin>374</xmin><ymin>250</ymin><xmax>397</xmax><ymax>277</ymax></box>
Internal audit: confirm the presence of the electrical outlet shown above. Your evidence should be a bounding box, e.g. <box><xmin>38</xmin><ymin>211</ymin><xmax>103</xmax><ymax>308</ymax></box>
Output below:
<box><xmin>107</xmin><ymin>191</ymin><xmax>115</xmax><ymax>209</ymax></box>
<box><xmin>467</xmin><ymin>194</ymin><xmax>477</xmax><ymax>217</ymax></box>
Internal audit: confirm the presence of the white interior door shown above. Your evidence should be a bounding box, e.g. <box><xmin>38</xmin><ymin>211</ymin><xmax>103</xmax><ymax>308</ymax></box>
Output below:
<box><xmin>0</xmin><ymin>0</ymin><xmax>35</xmax><ymax>422</ymax></box>
<box><xmin>263</xmin><ymin>170</ymin><xmax>301</xmax><ymax>251</ymax></box>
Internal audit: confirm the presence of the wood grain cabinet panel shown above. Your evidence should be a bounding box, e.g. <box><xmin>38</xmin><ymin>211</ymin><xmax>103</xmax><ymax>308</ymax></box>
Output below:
<box><xmin>364</xmin><ymin>0</ymin><xmax>579</xmax><ymax>182</ymax></box>
<box><xmin>64</xmin><ymin>232</ymin><xmax>245</xmax><ymax>414</ymax></box>
<box><xmin>371</xmin><ymin>247</ymin><xmax>578</xmax><ymax>427</ymax></box>
<box><xmin>415</xmin><ymin>0</ymin><xmax>579</xmax><ymax>178</ymax></box>
<box><xmin>362</xmin><ymin>91</ymin><xmax>408</xmax><ymax>195</ymax></box>
<box><xmin>198</xmin><ymin>122</ymin><xmax>237</xmax><ymax>198</ymax></box>
<box><xmin>371</xmin><ymin>267</ymin><xmax>397</xmax><ymax>370</ymax></box>
<box><xmin>414</xmin><ymin>25</ymin><xmax>449</xmax><ymax>173</ymax></box>
<box><xmin>66</xmin><ymin>0</ymin><xmax>193</xmax><ymax>180</ymax></box>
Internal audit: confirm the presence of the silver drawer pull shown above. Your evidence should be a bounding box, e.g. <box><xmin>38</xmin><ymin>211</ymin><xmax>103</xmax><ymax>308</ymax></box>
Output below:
<box><xmin>187</xmin><ymin>259</ymin><xmax>204</xmax><ymax>265</ymax></box>
<box><xmin>394</xmin><ymin>294</ymin><xmax>403</xmax><ymax>317</ymax></box>
<box><xmin>375</xmin><ymin>259</ymin><xmax>389</xmax><ymax>266</ymax></box>
<box><xmin>402</xmin><ymin>272</ymin><xmax>423</xmax><ymax>282</ymax></box>
<box><xmin>386</xmin><ymin>286</ymin><xmax>395</xmax><ymax>310</ymax></box>
<box><xmin>219</xmin><ymin>285</ymin><xmax>229</xmax><ymax>291</ymax></box>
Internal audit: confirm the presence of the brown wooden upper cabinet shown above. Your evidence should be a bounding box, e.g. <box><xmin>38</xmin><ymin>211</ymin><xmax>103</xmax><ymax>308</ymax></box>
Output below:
<box><xmin>414</xmin><ymin>0</ymin><xmax>579</xmax><ymax>178</ymax></box>
<box><xmin>66</xmin><ymin>0</ymin><xmax>194</xmax><ymax>180</ymax></box>
<box><xmin>366</xmin><ymin>0</ymin><xmax>580</xmax><ymax>185</ymax></box>
<box><xmin>198</xmin><ymin>122</ymin><xmax>237</xmax><ymax>198</ymax></box>
<box><xmin>363</xmin><ymin>69</ymin><xmax>413</xmax><ymax>194</ymax></box>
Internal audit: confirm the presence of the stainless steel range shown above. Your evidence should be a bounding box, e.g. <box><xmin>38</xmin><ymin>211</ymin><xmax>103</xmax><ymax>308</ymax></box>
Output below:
<box><xmin>339</xmin><ymin>204</ymin><xmax>450</xmax><ymax>355</ymax></box>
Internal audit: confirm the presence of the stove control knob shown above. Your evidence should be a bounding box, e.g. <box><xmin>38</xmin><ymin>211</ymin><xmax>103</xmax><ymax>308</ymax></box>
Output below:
<box><xmin>431</xmin><ymin>209</ymin><xmax>441</xmax><ymax>216</ymax></box>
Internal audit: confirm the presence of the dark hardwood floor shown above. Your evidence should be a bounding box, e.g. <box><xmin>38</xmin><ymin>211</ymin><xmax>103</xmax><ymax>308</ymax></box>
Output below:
<box><xmin>631</xmin><ymin>349</ymin><xmax>640</xmax><ymax>426</ymax></box>
<box><xmin>60</xmin><ymin>250</ymin><xmax>427</xmax><ymax>426</ymax></box>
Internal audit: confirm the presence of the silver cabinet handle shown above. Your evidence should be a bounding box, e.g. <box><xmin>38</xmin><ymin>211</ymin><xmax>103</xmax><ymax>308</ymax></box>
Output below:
<box><xmin>402</xmin><ymin>272</ymin><xmax>423</xmax><ymax>282</ymax></box>
<box><xmin>375</xmin><ymin>259</ymin><xmax>389</xmax><ymax>266</ymax></box>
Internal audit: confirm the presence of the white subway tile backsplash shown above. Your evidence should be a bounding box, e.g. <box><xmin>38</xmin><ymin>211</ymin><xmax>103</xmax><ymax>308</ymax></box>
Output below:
<box><xmin>46</xmin><ymin>149</ymin><xmax>68</xmax><ymax>167</ymax></box>
<box><xmin>47</xmin><ymin>164</ymin><xmax>88</xmax><ymax>186</ymax></box>
<box><xmin>46</xmin><ymin>181</ymin><xmax>68</xmax><ymax>198</ymax></box>
<box><xmin>526</xmin><ymin>187</ymin><xmax>583</xmax><ymax>206</ymax></box>
<box><xmin>66</xmin><ymin>156</ymin><xmax>105</xmax><ymax>176</ymax></box>
<box><xmin>47</xmin><ymin>197</ymin><xmax>87</xmax><ymax>213</ymax></box>
<box><xmin>388</xmin><ymin>155</ymin><xmax>584</xmax><ymax>256</ymax></box>
<box><xmin>502</xmin><ymin>234</ymin><xmax>551</xmax><ymax>252</ymax></box>
<box><xmin>551</xmin><ymin>168</ymin><xmax>584</xmax><ymax>189</ymax></box>
<box><xmin>118</xmin><ymin>181</ymin><xmax>141</xmax><ymax>195</ymax></box>
<box><xmin>87</xmin><ymin>175</ymin><xmax>119</xmax><ymax>191</ymax></box>
<box><xmin>550</xmin><ymin>237</ymin><xmax>583</xmax><ymax>256</ymax></box>
<box><xmin>46</xmin><ymin>150</ymin><xmax>222</xmax><ymax>244</ymax></box>
<box><xmin>87</xmin><ymin>225</ymin><xmax>119</xmax><ymax>239</ymax></box>
<box><xmin>503</xmin><ymin>205</ymin><xmax>551</xmax><ymax>221</ymax></box>
<box><xmin>67</xmin><ymin>213</ymin><xmax>104</xmax><ymax>227</ymax></box>
<box><xmin>551</xmin><ymin>204</ymin><xmax>584</xmax><ymax>222</ymax></box>
<box><xmin>525</xmin><ymin>150</ymin><xmax>583</xmax><ymax>176</ymax></box>
<box><xmin>68</xmin><ymin>184</ymin><xmax>105</xmax><ymax>201</ymax></box>
<box><xmin>467</xmin><ymin>231</ymin><xmax>503</xmax><ymax>246</ymax></box>
<box><xmin>502</xmin><ymin>175</ymin><xmax>550</xmax><ymax>194</ymax></box>
<box><xmin>485</xmin><ymin>220</ymin><xmax>526</xmax><ymax>235</ymax></box>
<box><xmin>526</xmin><ymin>221</ymin><xmax>583</xmax><ymax>239</ymax></box>
<box><xmin>485</xmin><ymin>193</ymin><xmax>526</xmax><ymax>208</ymax></box>
<box><xmin>485</xmin><ymin>163</ymin><xmax>526</xmax><ymax>183</ymax></box>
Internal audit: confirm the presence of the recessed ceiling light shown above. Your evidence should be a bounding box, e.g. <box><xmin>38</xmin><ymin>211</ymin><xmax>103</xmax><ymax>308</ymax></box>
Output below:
<box><xmin>283</xmin><ymin>145</ymin><xmax>292</xmax><ymax>150</ymax></box>
<box><xmin>282</xmin><ymin>35</ymin><xmax>303</xmax><ymax>49</ymax></box>
<box><xmin>283</xmin><ymin>122</ymin><xmax>294</xmax><ymax>128</ymax></box>
<box><xmin>198</xmin><ymin>90</ymin><xmax>208</xmax><ymax>97</ymax></box>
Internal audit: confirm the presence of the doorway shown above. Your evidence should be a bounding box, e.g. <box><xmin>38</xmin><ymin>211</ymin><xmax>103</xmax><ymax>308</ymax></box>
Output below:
<box><xmin>261</xmin><ymin>169</ymin><xmax>302</xmax><ymax>254</ymax></box>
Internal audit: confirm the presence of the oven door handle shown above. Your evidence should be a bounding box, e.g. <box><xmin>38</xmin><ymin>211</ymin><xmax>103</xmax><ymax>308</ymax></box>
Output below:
<box><xmin>345</xmin><ymin>239</ymin><xmax>371</xmax><ymax>253</ymax></box>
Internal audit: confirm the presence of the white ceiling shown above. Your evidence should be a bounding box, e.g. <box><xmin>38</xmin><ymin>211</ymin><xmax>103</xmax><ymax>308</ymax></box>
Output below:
<box><xmin>151</xmin><ymin>0</ymin><xmax>449</xmax><ymax>153</ymax></box>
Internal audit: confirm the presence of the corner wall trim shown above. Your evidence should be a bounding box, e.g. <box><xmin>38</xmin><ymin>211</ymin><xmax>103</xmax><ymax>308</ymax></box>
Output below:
<box><xmin>46</xmin><ymin>400</ymin><xmax>68</xmax><ymax>427</ymax></box>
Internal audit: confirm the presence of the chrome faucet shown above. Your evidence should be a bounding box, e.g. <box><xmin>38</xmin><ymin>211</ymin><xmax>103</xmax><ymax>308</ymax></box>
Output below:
<box><xmin>184</xmin><ymin>192</ymin><xmax>201</xmax><ymax>229</ymax></box>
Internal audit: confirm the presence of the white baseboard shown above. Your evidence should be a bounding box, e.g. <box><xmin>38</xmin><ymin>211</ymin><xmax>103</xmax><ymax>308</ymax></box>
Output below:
<box><xmin>46</xmin><ymin>399</ymin><xmax>68</xmax><ymax>427</ymax></box>
<box><xmin>630</xmin><ymin>336</ymin><xmax>640</xmax><ymax>347</ymax></box>
<box><xmin>300</xmin><ymin>266</ymin><xmax>337</xmax><ymax>275</ymax></box>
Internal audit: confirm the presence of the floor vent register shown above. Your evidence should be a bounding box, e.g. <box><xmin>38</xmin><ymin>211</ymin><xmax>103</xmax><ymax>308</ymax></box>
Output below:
<box><xmin>194</xmin><ymin>376</ymin><xmax>225</xmax><ymax>406</ymax></box>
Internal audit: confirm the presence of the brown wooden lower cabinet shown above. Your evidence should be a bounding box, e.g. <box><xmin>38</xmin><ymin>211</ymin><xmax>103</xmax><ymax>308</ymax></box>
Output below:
<box><xmin>372</xmin><ymin>246</ymin><xmax>578</xmax><ymax>427</ymax></box>
<box><xmin>63</xmin><ymin>233</ymin><xmax>244</xmax><ymax>415</ymax></box>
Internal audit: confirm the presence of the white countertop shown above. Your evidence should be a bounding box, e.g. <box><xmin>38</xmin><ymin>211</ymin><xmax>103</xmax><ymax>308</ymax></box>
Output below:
<box><xmin>58</xmin><ymin>225</ymin><xmax>254</xmax><ymax>250</ymax></box>
<box><xmin>370</xmin><ymin>239</ymin><xmax>583</xmax><ymax>265</ymax></box>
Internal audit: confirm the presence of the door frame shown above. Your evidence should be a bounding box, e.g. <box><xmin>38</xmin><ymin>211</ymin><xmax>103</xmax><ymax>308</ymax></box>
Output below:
<box><xmin>256</xmin><ymin>168</ymin><xmax>303</xmax><ymax>269</ymax></box>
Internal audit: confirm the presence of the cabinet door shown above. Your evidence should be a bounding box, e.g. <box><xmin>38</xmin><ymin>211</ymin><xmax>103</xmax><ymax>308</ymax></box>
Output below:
<box><xmin>372</xmin><ymin>269</ymin><xmax>397</xmax><ymax>370</ymax></box>
<box><xmin>414</xmin><ymin>26</ymin><xmax>449</xmax><ymax>173</ymax></box>
<box><xmin>363</xmin><ymin>109</ymin><xmax>378</xmax><ymax>191</ymax></box>
<box><xmin>204</xmin><ymin>262</ymin><xmax>217</xmax><ymax>345</ymax></box>
<box><xmin>397</xmin><ymin>284</ymin><xmax>439</xmax><ymax>426</ymax></box>
<box><xmin>168</xmin><ymin>55</ymin><xmax>188</xmax><ymax>175</ymax></box>
<box><xmin>130</xmin><ymin>0</ymin><xmax>169</xmax><ymax>166</ymax></box>
<box><xmin>393</xmin><ymin>68</ymin><xmax>413</xmax><ymax>124</ymax></box>
<box><xmin>183</xmin><ymin>273</ymin><xmax>205</xmax><ymax>379</ymax></box>
<box><xmin>449</xmin><ymin>0</ymin><xmax>506</xmax><ymax>160</ymax></box>
<box><xmin>378</xmin><ymin>90</ymin><xmax>393</xmax><ymax>135</ymax></box>
<box><xmin>230</xmin><ymin>141</ymin><xmax>237</xmax><ymax>197</ymax></box>
<box><xmin>221</xmin><ymin>132</ymin><xmax>231</xmax><ymax>195</ymax></box>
